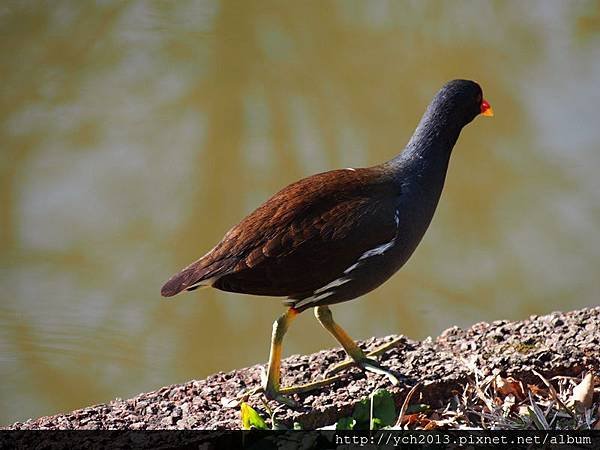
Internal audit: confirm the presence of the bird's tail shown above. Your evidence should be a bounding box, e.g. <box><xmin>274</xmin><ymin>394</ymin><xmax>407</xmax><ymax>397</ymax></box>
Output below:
<box><xmin>160</xmin><ymin>264</ymin><xmax>215</xmax><ymax>297</ymax></box>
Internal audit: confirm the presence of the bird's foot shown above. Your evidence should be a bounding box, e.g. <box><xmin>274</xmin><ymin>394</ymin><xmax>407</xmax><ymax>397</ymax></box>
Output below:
<box><xmin>231</xmin><ymin>368</ymin><xmax>345</xmax><ymax>408</ymax></box>
<box><xmin>325</xmin><ymin>356</ymin><xmax>400</xmax><ymax>385</ymax></box>
<box><xmin>324</xmin><ymin>337</ymin><xmax>404</xmax><ymax>385</ymax></box>
<box><xmin>231</xmin><ymin>368</ymin><xmax>298</xmax><ymax>408</ymax></box>
<box><xmin>239</xmin><ymin>385</ymin><xmax>300</xmax><ymax>408</ymax></box>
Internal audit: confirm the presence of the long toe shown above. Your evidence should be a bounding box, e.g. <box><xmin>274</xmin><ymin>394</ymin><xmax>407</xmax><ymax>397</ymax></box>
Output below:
<box><xmin>269</xmin><ymin>375</ymin><xmax>347</xmax><ymax>407</ymax></box>
<box><xmin>323</xmin><ymin>339</ymin><xmax>404</xmax><ymax>379</ymax></box>
<box><xmin>325</xmin><ymin>357</ymin><xmax>400</xmax><ymax>385</ymax></box>
<box><xmin>324</xmin><ymin>356</ymin><xmax>382</xmax><ymax>378</ymax></box>
<box><xmin>238</xmin><ymin>373</ymin><xmax>347</xmax><ymax>409</ymax></box>
<box><xmin>324</xmin><ymin>358</ymin><xmax>357</xmax><ymax>378</ymax></box>
<box><xmin>358</xmin><ymin>358</ymin><xmax>400</xmax><ymax>385</ymax></box>
<box><xmin>264</xmin><ymin>390</ymin><xmax>300</xmax><ymax>408</ymax></box>
<box><xmin>222</xmin><ymin>386</ymin><xmax>265</xmax><ymax>409</ymax></box>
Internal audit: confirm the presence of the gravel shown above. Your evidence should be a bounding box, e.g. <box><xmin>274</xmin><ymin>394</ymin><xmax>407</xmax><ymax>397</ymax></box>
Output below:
<box><xmin>6</xmin><ymin>307</ymin><xmax>599</xmax><ymax>430</ymax></box>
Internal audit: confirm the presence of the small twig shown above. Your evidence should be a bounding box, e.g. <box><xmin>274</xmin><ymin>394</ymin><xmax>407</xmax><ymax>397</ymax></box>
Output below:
<box><xmin>471</xmin><ymin>377</ymin><xmax>496</xmax><ymax>414</ymax></box>
<box><xmin>395</xmin><ymin>382</ymin><xmax>422</xmax><ymax>427</ymax></box>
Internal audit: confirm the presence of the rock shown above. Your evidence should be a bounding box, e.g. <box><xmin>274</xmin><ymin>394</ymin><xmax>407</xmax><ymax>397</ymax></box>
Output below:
<box><xmin>160</xmin><ymin>416</ymin><xmax>174</xmax><ymax>427</ymax></box>
<box><xmin>171</xmin><ymin>407</ymin><xmax>182</xmax><ymax>419</ymax></box>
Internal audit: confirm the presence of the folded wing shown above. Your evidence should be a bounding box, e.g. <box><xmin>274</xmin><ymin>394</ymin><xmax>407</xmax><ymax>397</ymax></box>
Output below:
<box><xmin>160</xmin><ymin>168</ymin><xmax>397</xmax><ymax>298</ymax></box>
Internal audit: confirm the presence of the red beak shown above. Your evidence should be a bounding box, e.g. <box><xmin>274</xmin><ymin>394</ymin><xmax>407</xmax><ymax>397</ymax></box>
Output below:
<box><xmin>480</xmin><ymin>99</ymin><xmax>494</xmax><ymax>117</ymax></box>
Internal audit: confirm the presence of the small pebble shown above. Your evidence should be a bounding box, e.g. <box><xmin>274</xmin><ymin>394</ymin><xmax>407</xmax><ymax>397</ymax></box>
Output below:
<box><xmin>160</xmin><ymin>416</ymin><xmax>174</xmax><ymax>427</ymax></box>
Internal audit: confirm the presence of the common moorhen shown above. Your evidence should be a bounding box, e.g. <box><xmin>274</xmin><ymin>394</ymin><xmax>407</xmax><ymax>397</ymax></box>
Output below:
<box><xmin>162</xmin><ymin>79</ymin><xmax>493</xmax><ymax>405</ymax></box>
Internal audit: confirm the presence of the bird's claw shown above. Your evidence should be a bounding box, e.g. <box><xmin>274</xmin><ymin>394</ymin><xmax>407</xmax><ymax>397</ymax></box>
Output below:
<box><xmin>238</xmin><ymin>386</ymin><xmax>299</xmax><ymax>408</ymax></box>
<box><xmin>325</xmin><ymin>355</ymin><xmax>400</xmax><ymax>385</ymax></box>
<box><xmin>230</xmin><ymin>371</ymin><xmax>300</xmax><ymax>408</ymax></box>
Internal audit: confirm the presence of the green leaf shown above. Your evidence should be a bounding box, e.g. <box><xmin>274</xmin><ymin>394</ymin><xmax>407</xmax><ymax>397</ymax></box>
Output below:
<box><xmin>372</xmin><ymin>417</ymin><xmax>386</xmax><ymax>430</ymax></box>
<box><xmin>293</xmin><ymin>422</ymin><xmax>303</xmax><ymax>430</ymax></box>
<box><xmin>240</xmin><ymin>402</ymin><xmax>268</xmax><ymax>430</ymax></box>
<box><xmin>351</xmin><ymin>398</ymin><xmax>370</xmax><ymax>430</ymax></box>
<box><xmin>335</xmin><ymin>417</ymin><xmax>356</xmax><ymax>430</ymax></box>
<box><xmin>351</xmin><ymin>389</ymin><xmax>397</xmax><ymax>430</ymax></box>
<box><xmin>370</xmin><ymin>389</ymin><xmax>397</xmax><ymax>428</ymax></box>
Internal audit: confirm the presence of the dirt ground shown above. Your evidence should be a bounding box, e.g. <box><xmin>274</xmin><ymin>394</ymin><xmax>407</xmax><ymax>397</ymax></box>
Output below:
<box><xmin>6</xmin><ymin>307</ymin><xmax>599</xmax><ymax>430</ymax></box>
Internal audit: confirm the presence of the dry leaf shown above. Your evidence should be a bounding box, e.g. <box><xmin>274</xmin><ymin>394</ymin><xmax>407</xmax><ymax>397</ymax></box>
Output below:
<box><xmin>422</xmin><ymin>419</ymin><xmax>439</xmax><ymax>430</ymax></box>
<box><xmin>399</xmin><ymin>413</ymin><xmax>418</xmax><ymax>426</ymax></box>
<box><xmin>527</xmin><ymin>384</ymin><xmax>546</xmax><ymax>397</ymax></box>
<box><xmin>495</xmin><ymin>375</ymin><xmax>525</xmax><ymax>400</ymax></box>
<box><xmin>400</xmin><ymin>413</ymin><xmax>429</xmax><ymax>428</ymax></box>
<box><xmin>569</xmin><ymin>373</ymin><xmax>594</xmax><ymax>409</ymax></box>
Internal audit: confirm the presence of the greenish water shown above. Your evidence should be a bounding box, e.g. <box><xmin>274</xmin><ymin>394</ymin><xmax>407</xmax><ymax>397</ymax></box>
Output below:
<box><xmin>1</xmin><ymin>0</ymin><xmax>599</xmax><ymax>425</ymax></box>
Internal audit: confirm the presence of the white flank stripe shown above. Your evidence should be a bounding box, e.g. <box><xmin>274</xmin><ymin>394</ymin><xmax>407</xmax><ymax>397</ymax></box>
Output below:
<box><xmin>294</xmin><ymin>277</ymin><xmax>351</xmax><ymax>309</ymax></box>
<box><xmin>342</xmin><ymin>214</ymin><xmax>399</xmax><ymax>275</ymax></box>
<box><xmin>358</xmin><ymin>238</ymin><xmax>395</xmax><ymax>261</ymax></box>
<box><xmin>293</xmin><ymin>217</ymin><xmax>399</xmax><ymax>309</ymax></box>
<box><xmin>343</xmin><ymin>262</ymin><xmax>361</xmax><ymax>275</ymax></box>
<box><xmin>294</xmin><ymin>291</ymin><xmax>335</xmax><ymax>309</ymax></box>
<box><xmin>314</xmin><ymin>277</ymin><xmax>351</xmax><ymax>295</ymax></box>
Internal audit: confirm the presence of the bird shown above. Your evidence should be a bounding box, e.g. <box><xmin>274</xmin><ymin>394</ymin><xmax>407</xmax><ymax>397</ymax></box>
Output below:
<box><xmin>161</xmin><ymin>79</ymin><xmax>493</xmax><ymax>406</ymax></box>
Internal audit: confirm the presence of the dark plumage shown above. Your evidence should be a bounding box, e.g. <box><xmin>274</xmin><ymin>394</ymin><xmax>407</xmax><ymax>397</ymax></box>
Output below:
<box><xmin>162</xmin><ymin>79</ymin><xmax>489</xmax><ymax>310</ymax></box>
<box><xmin>161</xmin><ymin>167</ymin><xmax>398</xmax><ymax>308</ymax></box>
<box><xmin>161</xmin><ymin>79</ymin><xmax>493</xmax><ymax>404</ymax></box>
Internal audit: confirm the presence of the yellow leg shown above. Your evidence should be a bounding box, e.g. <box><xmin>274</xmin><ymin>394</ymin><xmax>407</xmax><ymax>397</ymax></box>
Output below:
<box><xmin>263</xmin><ymin>307</ymin><xmax>296</xmax><ymax>395</ymax></box>
<box><xmin>241</xmin><ymin>307</ymin><xmax>345</xmax><ymax>407</ymax></box>
<box><xmin>314</xmin><ymin>306</ymin><xmax>401</xmax><ymax>385</ymax></box>
<box><xmin>236</xmin><ymin>306</ymin><xmax>402</xmax><ymax>408</ymax></box>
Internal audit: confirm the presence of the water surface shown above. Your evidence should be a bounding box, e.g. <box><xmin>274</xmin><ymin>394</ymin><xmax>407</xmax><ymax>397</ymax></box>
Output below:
<box><xmin>1</xmin><ymin>0</ymin><xmax>599</xmax><ymax>424</ymax></box>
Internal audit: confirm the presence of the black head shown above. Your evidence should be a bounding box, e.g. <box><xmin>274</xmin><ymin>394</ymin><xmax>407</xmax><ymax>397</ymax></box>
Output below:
<box><xmin>428</xmin><ymin>79</ymin><xmax>493</xmax><ymax>127</ymax></box>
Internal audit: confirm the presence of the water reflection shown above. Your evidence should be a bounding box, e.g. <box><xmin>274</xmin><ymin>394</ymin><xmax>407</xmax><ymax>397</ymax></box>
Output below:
<box><xmin>1</xmin><ymin>0</ymin><xmax>599</xmax><ymax>424</ymax></box>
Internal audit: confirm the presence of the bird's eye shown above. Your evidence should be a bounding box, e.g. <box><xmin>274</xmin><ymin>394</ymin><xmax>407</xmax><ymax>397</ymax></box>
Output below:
<box><xmin>475</xmin><ymin>93</ymin><xmax>482</xmax><ymax>103</ymax></box>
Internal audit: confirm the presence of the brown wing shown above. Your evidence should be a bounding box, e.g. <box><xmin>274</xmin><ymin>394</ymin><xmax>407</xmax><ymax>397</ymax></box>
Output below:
<box><xmin>160</xmin><ymin>168</ymin><xmax>398</xmax><ymax>298</ymax></box>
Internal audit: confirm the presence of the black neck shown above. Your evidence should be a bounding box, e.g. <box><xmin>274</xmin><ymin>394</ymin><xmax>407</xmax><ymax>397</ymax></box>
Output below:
<box><xmin>384</xmin><ymin>102</ymin><xmax>464</xmax><ymax>181</ymax></box>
